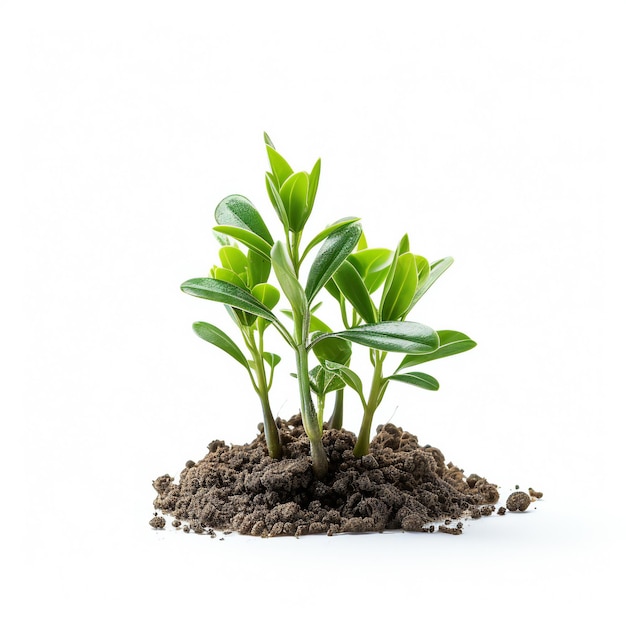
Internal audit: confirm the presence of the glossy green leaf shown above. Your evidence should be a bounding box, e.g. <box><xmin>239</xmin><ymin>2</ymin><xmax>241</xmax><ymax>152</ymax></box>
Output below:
<box><xmin>332</xmin><ymin>261</ymin><xmax>377</xmax><ymax>324</ymax></box>
<box><xmin>192</xmin><ymin>321</ymin><xmax>250</xmax><ymax>371</ymax></box>
<box><xmin>312</xmin><ymin>334</ymin><xmax>352</xmax><ymax>366</ymax></box>
<box><xmin>305</xmin><ymin>221</ymin><xmax>362</xmax><ymax>303</ymax></box>
<box><xmin>309</xmin><ymin>365</ymin><xmax>345</xmax><ymax>396</ymax></box>
<box><xmin>218</xmin><ymin>246</ymin><xmax>248</xmax><ymax>276</ymax></box>
<box><xmin>214</xmin><ymin>195</ymin><xmax>273</xmax><ymax>245</ymax></box>
<box><xmin>271</xmin><ymin>241</ymin><xmax>307</xmax><ymax>319</ymax></box>
<box><xmin>395</xmin><ymin>330</ymin><xmax>477</xmax><ymax>370</ymax></box>
<box><xmin>387</xmin><ymin>371</ymin><xmax>440</xmax><ymax>391</ymax></box>
<box><xmin>300</xmin><ymin>217</ymin><xmax>360</xmax><ymax>262</ymax></box>
<box><xmin>265</xmin><ymin>173</ymin><xmax>289</xmax><ymax>227</ymax></box>
<box><xmin>280</xmin><ymin>171</ymin><xmax>310</xmax><ymax>232</ymax></box>
<box><xmin>213</xmin><ymin>225</ymin><xmax>272</xmax><ymax>260</ymax></box>
<box><xmin>247</xmin><ymin>249</ymin><xmax>271</xmax><ymax>287</ymax></box>
<box><xmin>357</xmin><ymin>231</ymin><xmax>368</xmax><ymax>251</ymax></box>
<box><xmin>266</xmin><ymin>146</ymin><xmax>294</xmax><ymax>187</ymax></box>
<box><xmin>251</xmin><ymin>283</ymin><xmax>280</xmax><ymax>310</ymax></box>
<box><xmin>181</xmin><ymin>278</ymin><xmax>278</xmax><ymax>323</ymax></box>
<box><xmin>409</xmin><ymin>256</ymin><xmax>454</xmax><ymax>311</ymax></box>
<box><xmin>348</xmin><ymin>248</ymin><xmax>394</xmax><ymax>294</ymax></box>
<box><xmin>398</xmin><ymin>234</ymin><xmax>411</xmax><ymax>255</ymax></box>
<box><xmin>307</xmin><ymin>158</ymin><xmax>321</xmax><ymax>210</ymax></box>
<box><xmin>315</xmin><ymin>321</ymin><xmax>439</xmax><ymax>354</ymax></box>
<box><xmin>414</xmin><ymin>255</ymin><xmax>430</xmax><ymax>284</ymax></box>
<box><xmin>324</xmin><ymin>361</ymin><xmax>366</xmax><ymax>407</ymax></box>
<box><xmin>281</xmin><ymin>309</ymin><xmax>333</xmax><ymax>334</ymax></box>
<box><xmin>211</xmin><ymin>266</ymin><xmax>248</xmax><ymax>290</ymax></box>
<box><xmin>380</xmin><ymin>252</ymin><xmax>418</xmax><ymax>321</ymax></box>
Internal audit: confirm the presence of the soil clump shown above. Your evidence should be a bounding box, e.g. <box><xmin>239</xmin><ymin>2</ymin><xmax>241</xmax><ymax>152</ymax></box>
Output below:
<box><xmin>152</xmin><ymin>415</ymin><xmax>499</xmax><ymax>537</ymax></box>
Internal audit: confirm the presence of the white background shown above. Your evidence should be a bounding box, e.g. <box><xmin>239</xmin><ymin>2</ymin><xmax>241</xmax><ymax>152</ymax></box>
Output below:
<box><xmin>3</xmin><ymin>1</ymin><xmax>624</xmax><ymax>623</ymax></box>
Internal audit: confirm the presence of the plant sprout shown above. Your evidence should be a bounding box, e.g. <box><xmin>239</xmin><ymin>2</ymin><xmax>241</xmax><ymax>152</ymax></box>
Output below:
<box><xmin>324</xmin><ymin>233</ymin><xmax>477</xmax><ymax>456</ymax></box>
<box><xmin>180</xmin><ymin>135</ymin><xmax>450</xmax><ymax>479</ymax></box>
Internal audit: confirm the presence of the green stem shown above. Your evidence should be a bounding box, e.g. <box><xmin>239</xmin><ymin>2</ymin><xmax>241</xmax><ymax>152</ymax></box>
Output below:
<box><xmin>328</xmin><ymin>389</ymin><xmax>344</xmax><ymax>430</ymax></box>
<box><xmin>295</xmin><ymin>318</ymin><xmax>328</xmax><ymax>478</ymax></box>
<box><xmin>353</xmin><ymin>351</ymin><xmax>385</xmax><ymax>457</ymax></box>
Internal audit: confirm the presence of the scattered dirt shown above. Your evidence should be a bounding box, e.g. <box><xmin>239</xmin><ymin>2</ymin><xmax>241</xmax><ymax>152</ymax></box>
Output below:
<box><xmin>529</xmin><ymin>487</ymin><xmax>543</xmax><ymax>499</ymax></box>
<box><xmin>152</xmin><ymin>415</ymin><xmax>501</xmax><ymax>537</ymax></box>
<box><xmin>506</xmin><ymin>491</ymin><xmax>531</xmax><ymax>512</ymax></box>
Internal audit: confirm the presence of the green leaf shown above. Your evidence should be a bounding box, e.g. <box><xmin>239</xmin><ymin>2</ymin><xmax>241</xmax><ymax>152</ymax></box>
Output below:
<box><xmin>315</xmin><ymin>321</ymin><xmax>439</xmax><ymax>354</ymax></box>
<box><xmin>312</xmin><ymin>334</ymin><xmax>352</xmax><ymax>366</ymax></box>
<box><xmin>181</xmin><ymin>278</ymin><xmax>278</xmax><ymax>323</ymax></box>
<box><xmin>213</xmin><ymin>225</ymin><xmax>272</xmax><ymax>260</ymax></box>
<box><xmin>265</xmin><ymin>173</ymin><xmax>289</xmax><ymax>227</ymax></box>
<box><xmin>214</xmin><ymin>195</ymin><xmax>274</xmax><ymax>245</ymax></box>
<box><xmin>307</xmin><ymin>158</ymin><xmax>321</xmax><ymax>210</ymax></box>
<box><xmin>218</xmin><ymin>246</ymin><xmax>248</xmax><ymax>276</ymax></box>
<box><xmin>409</xmin><ymin>256</ymin><xmax>454</xmax><ymax>311</ymax></box>
<box><xmin>387</xmin><ymin>371</ymin><xmax>440</xmax><ymax>391</ymax></box>
<box><xmin>414</xmin><ymin>255</ymin><xmax>430</xmax><ymax>285</ymax></box>
<box><xmin>348</xmin><ymin>248</ymin><xmax>394</xmax><ymax>294</ymax></box>
<box><xmin>247</xmin><ymin>249</ymin><xmax>271</xmax><ymax>287</ymax></box>
<box><xmin>263</xmin><ymin>131</ymin><xmax>275</xmax><ymax>149</ymax></box>
<box><xmin>395</xmin><ymin>330</ymin><xmax>477</xmax><ymax>370</ymax></box>
<box><xmin>266</xmin><ymin>146</ymin><xmax>294</xmax><ymax>187</ymax></box>
<box><xmin>281</xmin><ymin>309</ymin><xmax>333</xmax><ymax>333</ymax></box>
<box><xmin>398</xmin><ymin>233</ymin><xmax>411</xmax><ymax>255</ymax></box>
<box><xmin>251</xmin><ymin>283</ymin><xmax>280</xmax><ymax>310</ymax></box>
<box><xmin>305</xmin><ymin>221</ymin><xmax>362</xmax><ymax>303</ymax></box>
<box><xmin>380</xmin><ymin>252</ymin><xmax>418</xmax><ymax>321</ymax></box>
<box><xmin>357</xmin><ymin>231</ymin><xmax>368</xmax><ymax>251</ymax></box>
<box><xmin>211</xmin><ymin>266</ymin><xmax>248</xmax><ymax>290</ymax></box>
<box><xmin>192</xmin><ymin>322</ymin><xmax>250</xmax><ymax>371</ymax></box>
<box><xmin>300</xmin><ymin>217</ymin><xmax>361</xmax><ymax>262</ymax></box>
<box><xmin>325</xmin><ymin>277</ymin><xmax>341</xmax><ymax>302</ymax></box>
<box><xmin>279</xmin><ymin>171</ymin><xmax>310</xmax><ymax>232</ymax></box>
<box><xmin>324</xmin><ymin>361</ymin><xmax>366</xmax><ymax>407</ymax></box>
<box><xmin>271</xmin><ymin>241</ymin><xmax>307</xmax><ymax>319</ymax></box>
<box><xmin>262</xmin><ymin>352</ymin><xmax>281</xmax><ymax>368</ymax></box>
<box><xmin>332</xmin><ymin>261</ymin><xmax>377</xmax><ymax>324</ymax></box>
<box><xmin>309</xmin><ymin>365</ymin><xmax>345</xmax><ymax>396</ymax></box>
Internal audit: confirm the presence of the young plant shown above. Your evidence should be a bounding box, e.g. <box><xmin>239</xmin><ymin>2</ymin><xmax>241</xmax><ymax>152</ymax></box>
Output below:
<box><xmin>325</xmin><ymin>234</ymin><xmax>477</xmax><ymax>456</ymax></box>
<box><xmin>181</xmin><ymin>135</ymin><xmax>442</xmax><ymax>478</ymax></box>
<box><xmin>182</xmin><ymin>228</ymin><xmax>283</xmax><ymax>458</ymax></box>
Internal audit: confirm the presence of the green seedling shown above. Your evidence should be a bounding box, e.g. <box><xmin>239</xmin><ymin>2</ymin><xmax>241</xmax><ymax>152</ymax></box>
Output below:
<box><xmin>325</xmin><ymin>234</ymin><xmax>477</xmax><ymax>456</ymax></box>
<box><xmin>181</xmin><ymin>135</ymin><xmax>444</xmax><ymax>478</ymax></box>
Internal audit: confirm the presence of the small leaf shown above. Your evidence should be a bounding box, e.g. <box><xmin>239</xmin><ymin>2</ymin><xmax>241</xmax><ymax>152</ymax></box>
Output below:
<box><xmin>192</xmin><ymin>322</ymin><xmax>250</xmax><ymax>371</ymax></box>
<box><xmin>211</xmin><ymin>266</ymin><xmax>248</xmax><ymax>290</ymax></box>
<box><xmin>348</xmin><ymin>248</ymin><xmax>394</xmax><ymax>294</ymax></box>
<box><xmin>332</xmin><ymin>261</ymin><xmax>377</xmax><ymax>324</ymax></box>
<box><xmin>265</xmin><ymin>173</ymin><xmax>289</xmax><ymax>227</ymax></box>
<box><xmin>357</xmin><ymin>231</ymin><xmax>368</xmax><ymax>251</ymax></box>
<box><xmin>395</xmin><ymin>330</ymin><xmax>477</xmax><ymax>370</ymax></box>
<box><xmin>219</xmin><ymin>246</ymin><xmax>248</xmax><ymax>276</ymax></box>
<box><xmin>414</xmin><ymin>255</ymin><xmax>430</xmax><ymax>284</ymax></box>
<box><xmin>312</xmin><ymin>335</ymin><xmax>352</xmax><ymax>366</ymax></box>
<box><xmin>307</xmin><ymin>158</ymin><xmax>321</xmax><ymax>210</ymax></box>
<box><xmin>247</xmin><ymin>249</ymin><xmax>271</xmax><ymax>287</ymax></box>
<box><xmin>181</xmin><ymin>278</ymin><xmax>278</xmax><ymax>323</ymax></box>
<box><xmin>408</xmin><ymin>256</ymin><xmax>454</xmax><ymax>311</ymax></box>
<box><xmin>251</xmin><ymin>283</ymin><xmax>280</xmax><ymax>310</ymax></box>
<box><xmin>300</xmin><ymin>217</ymin><xmax>361</xmax><ymax>262</ymax></box>
<box><xmin>214</xmin><ymin>195</ymin><xmax>274</xmax><ymax>245</ymax></box>
<box><xmin>280</xmin><ymin>171</ymin><xmax>310</xmax><ymax>232</ymax></box>
<box><xmin>281</xmin><ymin>309</ymin><xmax>333</xmax><ymax>333</ymax></box>
<box><xmin>380</xmin><ymin>252</ymin><xmax>418</xmax><ymax>321</ymax></box>
<box><xmin>266</xmin><ymin>145</ymin><xmax>294</xmax><ymax>187</ymax></box>
<box><xmin>315</xmin><ymin>321</ymin><xmax>439</xmax><ymax>354</ymax></box>
<box><xmin>213</xmin><ymin>225</ymin><xmax>272</xmax><ymax>260</ymax></box>
<box><xmin>387</xmin><ymin>371</ymin><xmax>440</xmax><ymax>391</ymax></box>
<box><xmin>324</xmin><ymin>361</ymin><xmax>366</xmax><ymax>407</ymax></box>
<box><xmin>398</xmin><ymin>234</ymin><xmax>411</xmax><ymax>255</ymax></box>
<box><xmin>305</xmin><ymin>221</ymin><xmax>362</xmax><ymax>303</ymax></box>
<box><xmin>271</xmin><ymin>241</ymin><xmax>307</xmax><ymax>319</ymax></box>
<box><xmin>262</xmin><ymin>352</ymin><xmax>282</xmax><ymax>368</ymax></box>
<box><xmin>263</xmin><ymin>131</ymin><xmax>275</xmax><ymax>149</ymax></box>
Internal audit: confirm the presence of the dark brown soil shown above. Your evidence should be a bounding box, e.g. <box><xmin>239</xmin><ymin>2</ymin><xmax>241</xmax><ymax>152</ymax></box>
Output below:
<box><xmin>506</xmin><ymin>491</ymin><xmax>531</xmax><ymax>512</ymax></box>
<box><xmin>152</xmin><ymin>415</ymin><xmax>500</xmax><ymax>537</ymax></box>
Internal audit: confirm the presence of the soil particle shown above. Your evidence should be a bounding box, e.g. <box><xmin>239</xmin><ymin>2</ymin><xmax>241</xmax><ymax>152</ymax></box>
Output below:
<box><xmin>149</xmin><ymin>515</ymin><xmax>166</xmax><ymax>529</ymax></box>
<box><xmin>153</xmin><ymin>416</ymin><xmax>499</xmax><ymax>537</ymax></box>
<box><xmin>529</xmin><ymin>487</ymin><xmax>543</xmax><ymax>499</ymax></box>
<box><xmin>497</xmin><ymin>506</ymin><xmax>506</xmax><ymax>516</ymax></box>
<box><xmin>506</xmin><ymin>491</ymin><xmax>531</xmax><ymax>512</ymax></box>
<box><xmin>438</xmin><ymin>525</ymin><xmax>462</xmax><ymax>535</ymax></box>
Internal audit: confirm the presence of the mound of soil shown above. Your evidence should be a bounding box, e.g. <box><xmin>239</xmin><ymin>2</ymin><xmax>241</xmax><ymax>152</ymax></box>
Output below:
<box><xmin>152</xmin><ymin>416</ymin><xmax>499</xmax><ymax>537</ymax></box>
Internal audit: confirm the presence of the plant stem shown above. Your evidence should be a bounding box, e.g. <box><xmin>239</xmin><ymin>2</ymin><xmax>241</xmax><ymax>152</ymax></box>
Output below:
<box><xmin>295</xmin><ymin>338</ymin><xmax>328</xmax><ymax>479</ymax></box>
<box><xmin>328</xmin><ymin>389</ymin><xmax>344</xmax><ymax>429</ymax></box>
<box><xmin>353</xmin><ymin>351</ymin><xmax>385</xmax><ymax>457</ymax></box>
